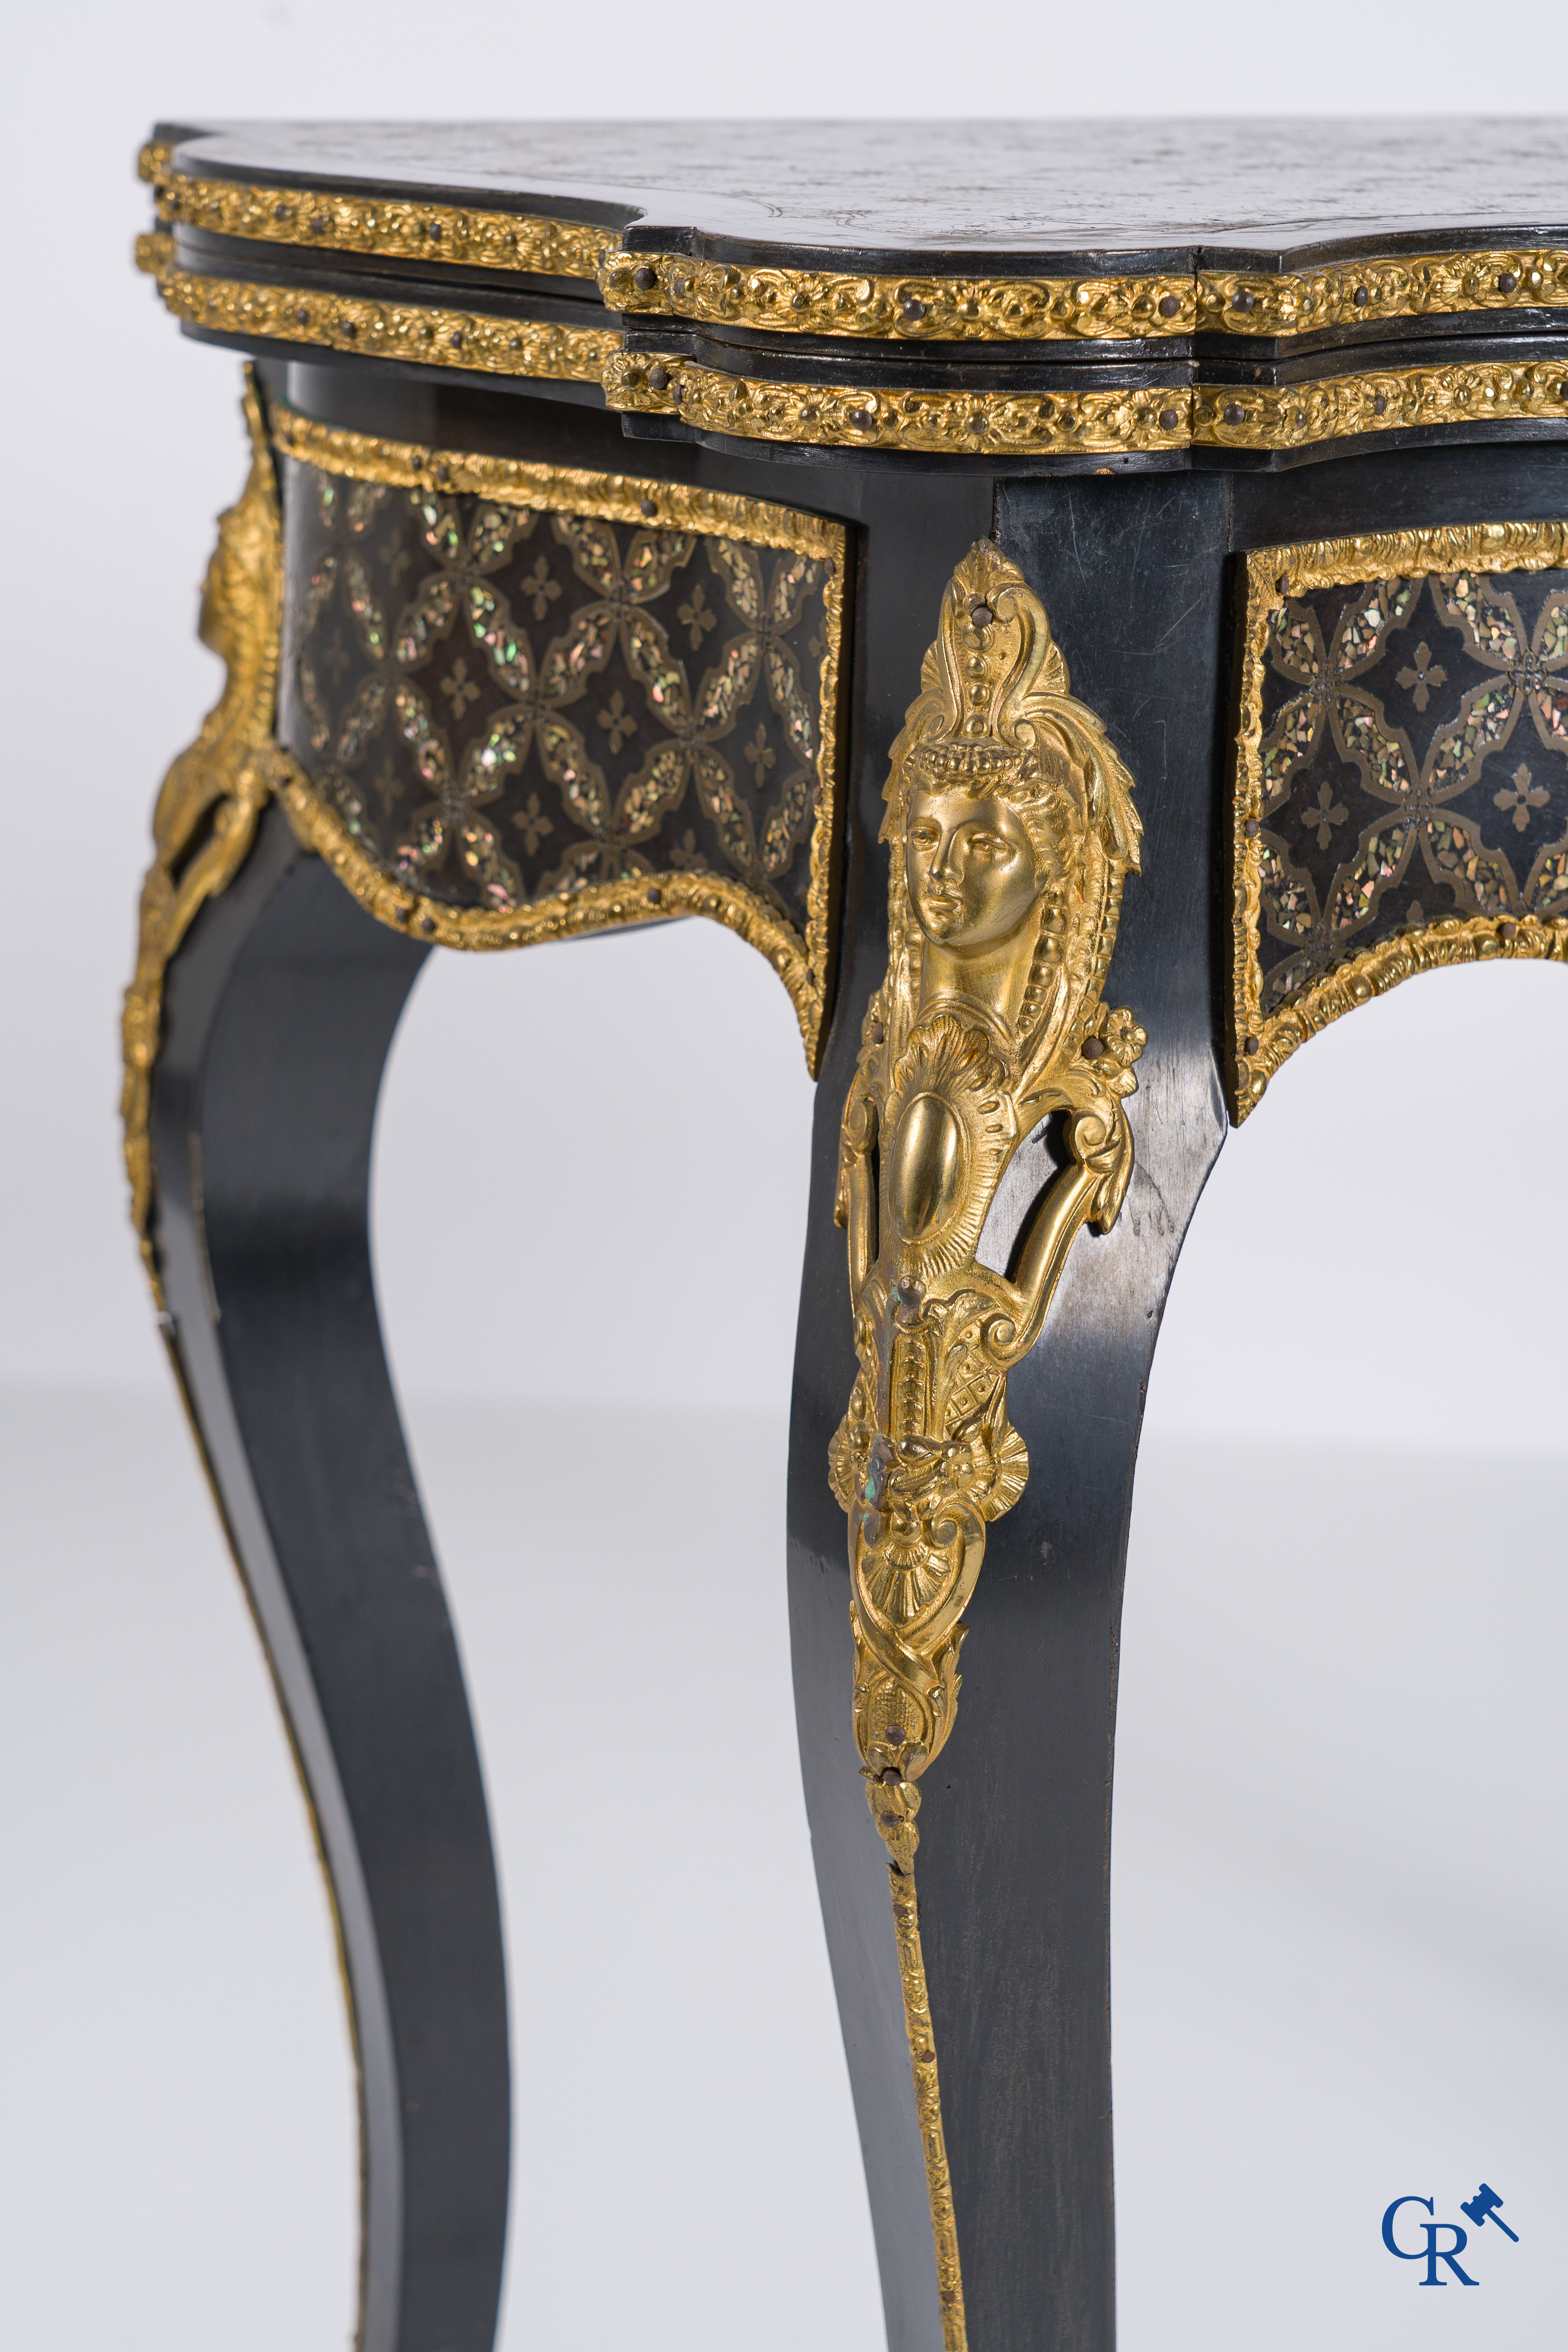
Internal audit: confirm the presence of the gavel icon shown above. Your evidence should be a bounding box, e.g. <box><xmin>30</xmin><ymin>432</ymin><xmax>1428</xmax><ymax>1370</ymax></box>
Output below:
<box><xmin>1459</xmin><ymin>2184</ymin><xmax>1519</xmax><ymax>2242</ymax></box>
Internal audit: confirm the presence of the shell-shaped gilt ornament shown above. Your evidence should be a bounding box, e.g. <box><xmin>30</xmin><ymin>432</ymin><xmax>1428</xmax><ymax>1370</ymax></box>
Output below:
<box><xmin>831</xmin><ymin>541</ymin><xmax>1146</xmax><ymax>1873</ymax></box>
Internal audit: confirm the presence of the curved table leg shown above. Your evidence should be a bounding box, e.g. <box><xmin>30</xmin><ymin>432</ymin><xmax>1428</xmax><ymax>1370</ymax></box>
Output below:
<box><xmin>148</xmin><ymin>801</ymin><xmax>508</xmax><ymax>2352</ymax></box>
<box><xmin>789</xmin><ymin>475</ymin><xmax>1231</xmax><ymax>2352</ymax></box>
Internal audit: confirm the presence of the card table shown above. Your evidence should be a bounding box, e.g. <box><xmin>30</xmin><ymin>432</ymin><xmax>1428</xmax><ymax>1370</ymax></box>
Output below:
<box><xmin>126</xmin><ymin>117</ymin><xmax>1568</xmax><ymax>2352</ymax></box>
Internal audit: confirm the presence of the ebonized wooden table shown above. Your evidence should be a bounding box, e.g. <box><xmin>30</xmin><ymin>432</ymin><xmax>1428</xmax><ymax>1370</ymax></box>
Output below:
<box><xmin>126</xmin><ymin>119</ymin><xmax>1568</xmax><ymax>2352</ymax></box>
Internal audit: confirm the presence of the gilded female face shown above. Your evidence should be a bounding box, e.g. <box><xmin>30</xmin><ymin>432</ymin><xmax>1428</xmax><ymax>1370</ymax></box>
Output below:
<box><xmin>905</xmin><ymin>789</ymin><xmax>1042</xmax><ymax>952</ymax></box>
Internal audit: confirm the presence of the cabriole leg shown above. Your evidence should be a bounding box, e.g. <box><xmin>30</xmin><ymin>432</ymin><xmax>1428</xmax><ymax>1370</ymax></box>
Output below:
<box><xmin>790</xmin><ymin>474</ymin><xmax>1230</xmax><ymax>2352</ymax></box>
<box><xmin>148</xmin><ymin>804</ymin><xmax>509</xmax><ymax>2352</ymax></box>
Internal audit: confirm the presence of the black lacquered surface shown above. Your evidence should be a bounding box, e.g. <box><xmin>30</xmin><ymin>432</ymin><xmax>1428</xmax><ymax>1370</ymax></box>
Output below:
<box><xmin>160</xmin><ymin>118</ymin><xmax>1568</xmax><ymax>270</ymax></box>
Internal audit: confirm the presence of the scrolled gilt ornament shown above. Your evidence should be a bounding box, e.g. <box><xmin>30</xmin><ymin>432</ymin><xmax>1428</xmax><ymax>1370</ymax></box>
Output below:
<box><xmin>831</xmin><ymin>544</ymin><xmax>1143</xmax><ymax>1870</ymax></box>
<box><xmin>138</xmin><ymin>142</ymin><xmax>605</xmax><ymax>281</ymax></box>
<box><xmin>122</xmin><ymin>369</ymin><xmax>298</xmax><ymax>1296</ymax></box>
<box><xmin>603</xmin><ymin>350</ymin><xmax>1190</xmax><ymax>458</ymax></box>
<box><xmin>154</xmin><ymin>264</ymin><xmax>616</xmax><ymax>386</ymax></box>
<box><xmin>1198</xmin><ymin>249</ymin><xmax>1568</xmax><ymax>337</ymax></box>
<box><xmin>1194</xmin><ymin>360</ymin><xmax>1568</xmax><ymax>449</ymax></box>
<box><xmin>598</xmin><ymin>250</ymin><xmax>1196</xmax><ymax>340</ymax></box>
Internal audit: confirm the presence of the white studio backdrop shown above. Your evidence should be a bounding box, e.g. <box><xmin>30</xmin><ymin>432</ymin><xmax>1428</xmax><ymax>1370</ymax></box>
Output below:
<box><xmin>2</xmin><ymin>11</ymin><xmax>1565</xmax><ymax>2351</ymax></box>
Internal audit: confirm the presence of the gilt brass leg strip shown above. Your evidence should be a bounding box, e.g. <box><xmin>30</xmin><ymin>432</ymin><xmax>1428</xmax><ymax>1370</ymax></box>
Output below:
<box><xmin>890</xmin><ymin>1868</ymin><xmax>967</xmax><ymax>2352</ymax></box>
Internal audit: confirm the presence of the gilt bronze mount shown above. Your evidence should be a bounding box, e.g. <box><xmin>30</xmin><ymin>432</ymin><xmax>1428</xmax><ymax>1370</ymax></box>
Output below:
<box><xmin>828</xmin><ymin>546</ymin><xmax>1144</xmax><ymax>2344</ymax></box>
<box><xmin>832</xmin><ymin>544</ymin><xmax>1143</xmax><ymax>1868</ymax></box>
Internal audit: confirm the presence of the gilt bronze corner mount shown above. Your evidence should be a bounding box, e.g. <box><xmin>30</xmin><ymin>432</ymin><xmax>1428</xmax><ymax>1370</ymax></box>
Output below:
<box><xmin>831</xmin><ymin>541</ymin><xmax>1145</xmax><ymax>1863</ymax></box>
<box><xmin>827</xmin><ymin>540</ymin><xmax>1145</xmax><ymax>2345</ymax></box>
<box><xmin>121</xmin><ymin>369</ymin><xmax>291</xmax><ymax>1297</ymax></box>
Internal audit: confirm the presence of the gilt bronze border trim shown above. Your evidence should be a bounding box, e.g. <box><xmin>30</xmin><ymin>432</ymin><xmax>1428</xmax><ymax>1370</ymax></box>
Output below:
<box><xmin>602</xmin><ymin>247</ymin><xmax>1568</xmax><ymax>344</ymax></box>
<box><xmin>141</xmin><ymin>144</ymin><xmax>1568</xmax><ymax>350</ymax></box>
<box><xmin>607</xmin><ymin>352</ymin><xmax>1568</xmax><ymax>458</ymax></box>
<box><xmin>139</xmin><ymin>248</ymin><xmax>1568</xmax><ymax>458</ymax></box>
<box><xmin>267</xmin><ymin>405</ymin><xmax>848</xmax><ymax>1070</ymax></box>
<box><xmin>604</xmin><ymin>350</ymin><xmax>1190</xmax><ymax>457</ymax></box>
<box><xmin>139</xmin><ymin>139</ymin><xmax>606</xmax><ymax>282</ymax></box>
<box><xmin>1200</xmin><ymin>252</ymin><xmax>1568</xmax><ymax>338</ymax></box>
<box><xmin>146</xmin><ymin>257</ymin><xmax>619</xmax><ymax>387</ymax></box>
<box><xmin>600</xmin><ymin>249</ymin><xmax>1198</xmax><ymax>342</ymax></box>
<box><xmin>1192</xmin><ymin>362</ymin><xmax>1568</xmax><ymax>450</ymax></box>
<box><xmin>1229</xmin><ymin>519</ymin><xmax>1568</xmax><ymax>1121</ymax></box>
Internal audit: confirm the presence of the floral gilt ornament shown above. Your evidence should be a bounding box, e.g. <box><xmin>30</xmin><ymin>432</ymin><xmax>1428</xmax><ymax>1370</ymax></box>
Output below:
<box><xmin>831</xmin><ymin>543</ymin><xmax>1145</xmax><ymax>1875</ymax></box>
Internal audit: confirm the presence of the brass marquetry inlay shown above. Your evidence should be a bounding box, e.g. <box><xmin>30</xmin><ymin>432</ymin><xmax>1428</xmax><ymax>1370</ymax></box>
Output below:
<box><xmin>267</xmin><ymin>406</ymin><xmax>847</xmax><ymax>1069</ymax></box>
<box><xmin>1230</xmin><ymin>522</ymin><xmax>1568</xmax><ymax>1119</ymax></box>
<box><xmin>138</xmin><ymin>138</ymin><xmax>606</xmax><ymax>280</ymax></box>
